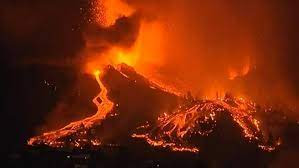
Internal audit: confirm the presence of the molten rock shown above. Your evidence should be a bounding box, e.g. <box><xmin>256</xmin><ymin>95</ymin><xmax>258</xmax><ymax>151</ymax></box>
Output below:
<box><xmin>29</xmin><ymin>64</ymin><xmax>286</xmax><ymax>153</ymax></box>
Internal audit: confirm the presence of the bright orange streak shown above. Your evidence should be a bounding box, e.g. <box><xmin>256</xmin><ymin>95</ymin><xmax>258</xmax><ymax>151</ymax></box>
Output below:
<box><xmin>92</xmin><ymin>69</ymin><xmax>114</xmax><ymax>121</ymax></box>
<box><xmin>28</xmin><ymin>69</ymin><xmax>114</xmax><ymax>147</ymax></box>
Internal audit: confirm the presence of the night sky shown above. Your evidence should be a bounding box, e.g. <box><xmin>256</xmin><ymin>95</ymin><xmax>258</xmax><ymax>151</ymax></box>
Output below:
<box><xmin>1</xmin><ymin>0</ymin><xmax>91</xmax><ymax>153</ymax></box>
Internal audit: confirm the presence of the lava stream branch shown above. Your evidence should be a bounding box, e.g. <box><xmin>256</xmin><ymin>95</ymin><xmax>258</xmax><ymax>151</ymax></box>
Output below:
<box><xmin>28</xmin><ymin>64</ymin><xmax>283</xmax><ymax>153</ymax></box>
<box><xmin>28</xmin><ymin>70</ymin><xmax>114</xmax><ymax>147</ymax></box>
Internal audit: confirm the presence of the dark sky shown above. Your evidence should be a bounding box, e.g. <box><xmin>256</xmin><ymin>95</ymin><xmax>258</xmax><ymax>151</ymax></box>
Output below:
<box><xmin>0</xmin><ymin>0</ymin><xmax>89</xmax><ymax>63</ymax></box>
<box><xmin>1</xmin><ymin>0</ymin><xmax>91</xmax><ymax>153</ymax></box>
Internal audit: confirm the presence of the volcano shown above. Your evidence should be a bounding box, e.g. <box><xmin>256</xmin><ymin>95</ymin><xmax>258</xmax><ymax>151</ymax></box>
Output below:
<box><xmin>4</xmin><ymin>0</ymin><xmax>299</xmax><ymax>167</ymax></box>
<box><xmin>29</xmin><ymin>64</ymin><xmax>286</xmax><ymax>154</ymax></box>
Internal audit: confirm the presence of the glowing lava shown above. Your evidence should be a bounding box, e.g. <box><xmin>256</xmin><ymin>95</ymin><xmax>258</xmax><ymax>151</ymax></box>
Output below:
<box><xmin>28</xmin><ymin>64</ymin><xmax>281</xmax><ymax>153</ymax></box>
<box><xmin>28</xmin><ymin>68</ymin><xmax>114</xmax><ymax>147</ymax></box>
<box><xmin>132</xmin><ymin>95</ymin><xmax>281</xmax><ymax>153</ymax></box>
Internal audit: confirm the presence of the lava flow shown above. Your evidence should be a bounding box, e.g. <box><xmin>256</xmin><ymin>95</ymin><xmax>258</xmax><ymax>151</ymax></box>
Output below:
<box><xmin>28</xmin><ymin>64</ymin><xmax>282</xmax><ymax>153</ymax></box>
<box><xmin>132</xmin><ymin>93</ymin><xmax>282</xmax><ymax>153</ymax></box>
<box><xmin>28</xmin><ymin>68</ymin><xmax>114</xmax><ymax>148</ymax></box>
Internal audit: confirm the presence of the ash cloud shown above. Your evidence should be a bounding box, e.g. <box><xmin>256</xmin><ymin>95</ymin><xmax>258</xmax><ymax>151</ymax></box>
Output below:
<box><xmin>84</xmin><ymin>12</ymin><xmax>141</xmax><ymax>49</ymax></box>
<box><xmin>1</xmin><ymin>0</ymin><xmax>141</xmax><ymax>68</ymax></box>
<box><xmin>123</xmin><ymin>0</ymin><xmax>299</xmax><ymax>113</ymax></box>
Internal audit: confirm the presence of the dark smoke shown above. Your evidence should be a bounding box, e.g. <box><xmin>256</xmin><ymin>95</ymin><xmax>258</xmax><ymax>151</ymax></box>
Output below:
<box><xmin>85</xmin><ymin>13</ymin><xmax>141</xmax><ymax>49</ymax></box>
<box><xmin>1</xmin><ymin>0</ymin><xmax>141</xmax><ymax>68</ymax></box>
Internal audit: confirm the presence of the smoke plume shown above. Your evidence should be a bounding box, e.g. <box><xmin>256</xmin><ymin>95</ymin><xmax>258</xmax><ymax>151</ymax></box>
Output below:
<box><xmin>119</xmin><ymin>0</ymin><xmax>299</xmax><ymax>115</ymax></box>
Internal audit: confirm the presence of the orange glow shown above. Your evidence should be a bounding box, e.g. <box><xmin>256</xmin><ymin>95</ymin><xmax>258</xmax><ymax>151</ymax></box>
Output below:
<box><xmin>134</xmin><ymin>21</ymin><xmax>166</xmax><ymax>71</ymax></box>
<box><xmin>114</xmin><ymin>21</ymin><xmax>166</xmax><ymax>73</ymax></box>
<box><xmin>228</xmin><ymin>69</ymin><xmax>238</xmax><ymax>80</ymax></box>
<box><xmin>94</xmin><ymin>0</ymin><xmax>134</xmax><ymax>27</ymax></box>
<box><xmin>93</xmin><ymin>69</ymin><xmax>101</xmax><ymax>76</ymax></box>
<box><xmin>84</xmin><ymin>20</ymin><xmax>166</xmax><ymax>77</ymax></box>
<box><xmin>228</xmin><ymin>58</ymin><xmax>251</xmax><ymax>80</ymax></box>
<box><xmin>111</xmin><ymin>47</ymin><xmax>138</xmax><ymax>67</ymax></box>
<box><xmin>116</xmin><ymin>51</ymin><xmax>135</xmax><ymax>66</ymax></box>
